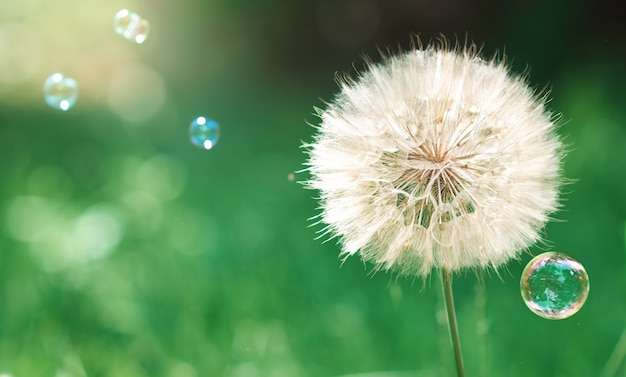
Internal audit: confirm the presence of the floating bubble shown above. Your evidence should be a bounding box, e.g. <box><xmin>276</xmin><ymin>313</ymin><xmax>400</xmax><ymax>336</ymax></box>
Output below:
<box><xmin>114</xmin><ymin>9</ymin><xmax>150</xmax><ymax>44</ymax></box>
<box><xmin>520</xmin><ymin>252</ymin><xmax>589</xmax><ymax>320</ymax></box>
<box><xmin>189</xmin><ymin>117</ymin><xmax>220</xmax><ymax>150</ymax></box>
<box><xmin>43</xmin><ymin>73</ymin><xmax>78</xmax><ymax>111</ymax></box>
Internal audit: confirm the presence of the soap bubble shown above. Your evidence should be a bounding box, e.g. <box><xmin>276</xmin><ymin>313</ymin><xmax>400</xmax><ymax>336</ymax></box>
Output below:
<box><xmin>114</xmin><ymin>9</ymin><xmax>150</xmax><ymax>44</ymax></box>
<box><xmin>520</xmin><ymin>252</ymin><xmax>589</xmax><ymax>320</ymax></box>
<box><xmin>43</xmin><ymin>73</ymin><xmax>78</xmax><ymax>111</ymax></box>
<box><xmin>189</xmin><ymin>117</ymin><xmax>220</xmax><ymax>150</ymax></box>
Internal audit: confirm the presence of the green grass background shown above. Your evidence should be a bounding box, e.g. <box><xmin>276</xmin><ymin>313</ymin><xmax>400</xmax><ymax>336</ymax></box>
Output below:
<box><xmin>0</xmin><ymin>0</ymin><xmax>625</xmax><ymax>376</ymax></box>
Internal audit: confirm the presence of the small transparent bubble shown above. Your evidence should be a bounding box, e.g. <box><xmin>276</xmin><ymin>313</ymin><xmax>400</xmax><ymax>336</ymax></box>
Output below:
<box><xmin>520</xmin><ymin>252</ymin><xmax>589</xmax><ymax>320</ymax></box>
<box><xmin>189</xmin><ymin>117</ymin><xmax>220</xmax><ymax>150</ymax></box>
<box><xmin>114</xmin><ymin>9</ymin><xmax>150</xmax><ymax>44</ymax></box>
<box><xmin>43</xmin><ymin>73</ymin><xmax>78</xmax><ymax>111</ymax></box>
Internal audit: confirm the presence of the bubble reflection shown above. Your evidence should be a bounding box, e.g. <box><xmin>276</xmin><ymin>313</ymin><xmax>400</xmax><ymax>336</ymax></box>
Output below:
<box><xmin>520</xmin><ymin>252</ymin><xmax>589</xmax><ymax>320</ymax></box>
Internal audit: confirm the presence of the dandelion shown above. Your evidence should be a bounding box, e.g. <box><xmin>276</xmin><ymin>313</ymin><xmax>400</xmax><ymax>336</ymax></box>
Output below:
<box><xmin>303</xmin><ymin>40</ymin><xmax>564</xmax><ymax>376</ymax></box>
<box><xmin>305</xmin><ymin>42</ymin><xmax>562</xmax><ymax>276</ymax></box>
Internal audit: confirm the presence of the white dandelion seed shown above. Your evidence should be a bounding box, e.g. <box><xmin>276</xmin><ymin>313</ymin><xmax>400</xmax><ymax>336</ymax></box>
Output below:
<box><xmin>304</xmin><ymin>41</ymin><xmax>564</xmax><ymax>277</ymax></box>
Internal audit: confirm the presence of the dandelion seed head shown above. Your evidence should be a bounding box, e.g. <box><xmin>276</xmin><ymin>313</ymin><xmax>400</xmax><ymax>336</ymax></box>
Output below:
<box><xmin>304</xmin><ymin>41</ymin><xmax>564</xmax><ymax>277</ymax></box>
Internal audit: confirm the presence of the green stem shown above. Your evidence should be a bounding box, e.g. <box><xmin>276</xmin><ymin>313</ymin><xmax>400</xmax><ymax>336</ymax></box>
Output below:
<box><xmin>440</xmin><ymin>268</ymin><xmax>466</xmax><ymax>377</ymax></box>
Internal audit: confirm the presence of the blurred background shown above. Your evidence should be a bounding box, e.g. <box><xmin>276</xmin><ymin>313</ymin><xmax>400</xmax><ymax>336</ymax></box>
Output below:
<box><xmin>0</xmin><ymin>0</ymin><xmax>625</xmax><ymax>376</ymax></box>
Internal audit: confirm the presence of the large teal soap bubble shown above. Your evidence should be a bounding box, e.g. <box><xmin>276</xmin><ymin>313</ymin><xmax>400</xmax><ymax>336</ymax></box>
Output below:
<box><xmin>520</xmin><ymin>252</ymin><xmax>589</xmax><ymax>320</ymax></box>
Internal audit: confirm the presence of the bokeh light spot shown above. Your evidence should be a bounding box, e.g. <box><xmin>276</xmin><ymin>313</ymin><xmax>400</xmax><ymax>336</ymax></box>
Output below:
<box><xmin>107</xmin><ymin>63</ymin><xmax>166</xmax><ymax>123</ymax></box>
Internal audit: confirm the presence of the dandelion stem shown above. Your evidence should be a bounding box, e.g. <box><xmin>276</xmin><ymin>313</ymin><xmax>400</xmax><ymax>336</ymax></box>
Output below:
<box><xmin>440</xmin><ymin>268</ymin><xmax>466</xmax><ymax>377</ymax></box>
